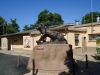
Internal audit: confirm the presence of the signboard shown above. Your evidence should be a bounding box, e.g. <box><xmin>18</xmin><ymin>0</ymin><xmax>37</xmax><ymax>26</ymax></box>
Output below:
<box><xmin>23</xmin><ymin>37</ymin><xmax>31</xmax><ymax>48</ymax></box>
<box><xmin>2</xmin><ymin>39</ymin><xmax>6</xmax><ymax>47</ymax></box>
<box><xmin>36</xmin><ymin>46</ymin><xmax>44</xmax><ymax>50</ymax></box>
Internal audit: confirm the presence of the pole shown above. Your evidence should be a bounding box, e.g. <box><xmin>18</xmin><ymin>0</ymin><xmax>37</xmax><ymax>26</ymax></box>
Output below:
<box><xmin>32</xmin><ymin>59</ymin><xmax>35</xmax><ymax>75</ymax></box>
<box><xmin>91</xmin><ymin>0</ymin><xmax>94</xmax><ymax>34</ymax></box>
<box><xmin>17</xmin><ymin>55</ymin><xmax>20</xmax><ymax>67</ymax></box>
<box><xmin>3</xmin><ymin>22</ymin><xmax>5</xmax><ymax>35</ymax></box>
<box><xmin>73</xmin><ymin>59</ymin><xmax>75</xmax><ymax>75</ymax></box>
<box><xmin>33</xmin><ymin>34</ymin><xmax>35</xmax><ymax>75</ymax></box>
<box><xmin>86</xmin><ymin>54</ymin><xmax>88</xmax><ymax>68</ymax></box>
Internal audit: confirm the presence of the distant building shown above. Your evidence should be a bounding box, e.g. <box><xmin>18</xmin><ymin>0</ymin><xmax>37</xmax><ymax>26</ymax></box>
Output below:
<box><xmin>0</xmin><ymin>22</ymin><xmax>100</xmax><ymax>54</ymax></box>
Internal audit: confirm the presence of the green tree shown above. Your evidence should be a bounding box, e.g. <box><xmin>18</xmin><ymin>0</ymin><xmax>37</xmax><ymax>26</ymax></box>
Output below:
<box><xmin>30</xmin><ymin>24</ymin><xmax>36</xmax><ymax>29</ymax></box>
<box><xmin>22</xmin><ymin>9</ymin><xmax>64</xmax><ymax>31</ymax></box>
<box><xmin>22</xmin><ymin>24</ymin><xmax>36</xmax><ymax>31</ymax></box>
<box><xmin>10</xmin><ymin>18</ymin><xmax>20</xmax><ymax>32</ymax></box>
<box><xmin>6</xmin><ymin>18</ymin><xmax>20</xmax><ymax>34</ymax></box>
<box><xmin>53</xmin><ymin>13</ymin><xmax>64</xmax><ymax>25</ymax></box>
<box><xmin>36</xmin><ymin>9</ymin><xmax>64</xmax><ymax>26</ymax></box>
<box><xmin>81</xmin><ymin>12</ymin><xmax>100</xmax><ymax>24</ymax></box>
<box><xmin>0</xmin><ymin>16</ymin><xmax>6</xmax><ymax>35</ymax></box>
<box><xmin>6</xmin><ymin>23</ymin><xmax>16</xmax><ymax>34</ymax></box>
<box><xmin>23</xmin><ymin>25</ymin><xmax>30</xmax><ymax>31</ymax></box>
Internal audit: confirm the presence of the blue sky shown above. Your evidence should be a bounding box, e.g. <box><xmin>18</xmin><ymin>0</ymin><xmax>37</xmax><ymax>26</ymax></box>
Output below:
<box><xmin>0</xmin><ymin>0</ymin><xmax>100</xmax><ymax>30</ymax></box>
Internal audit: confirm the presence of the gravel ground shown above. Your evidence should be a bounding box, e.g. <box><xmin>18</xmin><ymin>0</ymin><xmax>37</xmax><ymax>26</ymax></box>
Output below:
<box><xmin>0</xmin><ymin>50</ymin><xmax>100</xmax><ymax>75</ymax></box>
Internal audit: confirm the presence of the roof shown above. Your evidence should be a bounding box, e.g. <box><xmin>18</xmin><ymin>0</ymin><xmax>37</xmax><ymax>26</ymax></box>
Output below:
<box><xmin>68</xmin><ymin>27</ymin><xmax>87</xmax><ymax>32</ymax></box>
<box><xmin>0</xmin><ymin>23</ymin><xmax>76</xmax><ymax>37</ymax></box>
<box><xmin>49</xmin><ymin>24</ymin><xmax>86</xmax><ymax>31</ymax></box>
<box><xmin>1</xmin><ymin>22</ymin><xmax>99</xmax><ymax>37</ymax></box>
<box><xmin>49</xmin><ymin>24</ymin><xmax>75</xmax><ymax>30</ymax></box>
<box><xmin>0</xmin><ymin>29</ymin><xmax>36</xmax><ymax>37</ymax></box>
<box><xmin>30</xmin><ymin>24</ymin><xmax>76</xmax><ymax>35</ymax></box>
<box><xmin>30</xmin><ymin>24</ymin><xmax>86</xmax><ymax>35</ymax></box>
<box><xmin>72</xmin><ymin>22</ymin><xmax>100</xmax><ymax>28</ymax></box>
<box><xmin>30</xmin><ymin>31</ymin><xmax>40</xmax><ymax>35</ymax></box>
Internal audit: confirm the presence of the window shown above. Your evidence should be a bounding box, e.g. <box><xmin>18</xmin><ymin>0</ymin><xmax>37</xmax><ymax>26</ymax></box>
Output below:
<box><xmin>89</xmin><ymin>34</ymin><xmax>100</xmax><ymax>40</ymax></box>
<box><xmin>14</xmin><ymin>40</ymin><xmax>18</xmax><ymax>42</ymax></box>
<box><xmin>74</xmin><ymin>34</ymin><xmax>79</xmax><ymax>46</ymax></box>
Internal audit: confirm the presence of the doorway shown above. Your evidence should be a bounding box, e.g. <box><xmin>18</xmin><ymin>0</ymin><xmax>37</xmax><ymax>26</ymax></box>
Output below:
<box><xmin>8</xmin><ymin>38</ymin><xmax>12</xmax><ymax>50</ymax></box>
<box><xmin>82</xmin><ymin>37</ymin><xmax>87</xmax><ymax>53</ymax></box>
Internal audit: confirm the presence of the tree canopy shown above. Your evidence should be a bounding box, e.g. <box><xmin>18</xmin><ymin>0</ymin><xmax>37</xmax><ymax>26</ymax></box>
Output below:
<box><xmin>81</xmin><ymin>12</ymin><xmax>100</xmax><ymax>24</ymax></box>
<box><xmin>0</xmin><ymin>16</ymin><xmax>6</xmax><ymax>35</ymax></box>
<box><xmin>5</xmin><ymin>18</ymin><xmax>20</xmax><ymax>34</ymax></box>
<box><xmin>22</xmin><ymin>24</ymin><xmax>36</xmax><ymax>31</ymax></box>
<box><xmin>22</xmin><ymin>25</ymin><xmax>31</xmax><ymax>31</ymax></box>
<box><xmin>36</xmin><ymin>9</ymin><xmax>64</xmax><ymax>26</ymax></box>
<box><xmin>22</xmin><ymin>9</ymin><xmax>64</xmax><ymax>31</ymax></box>
<box><xmin>0</xmin><ymin>16</ymin><xmax>20</xmax><ymax>35</ymax></box>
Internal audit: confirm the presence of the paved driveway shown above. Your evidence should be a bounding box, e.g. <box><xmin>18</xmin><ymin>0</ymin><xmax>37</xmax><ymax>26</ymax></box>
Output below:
<box><xmin>73</xmin><ymin>49</ymin><xmax>100</xmax><ymax>75</ymax></box>
<box><xmin>0</xmin><ymin>50</ymin><xmax>100</xmax><ymax>75</ymax></box>
<box><xmin>0</xmin><ymin>50</ymin><xmax>30</xmax><ymax>75</ymax></box>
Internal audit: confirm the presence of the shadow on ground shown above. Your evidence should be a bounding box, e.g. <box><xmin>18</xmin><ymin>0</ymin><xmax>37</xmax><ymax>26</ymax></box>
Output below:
<box><xmin>0</xmin><ymin>53</ymin><xmax>30</xmax><ymax>75</ymax></box>
<box><xmin>74</xmin><ymin>56</ymin><xmax>100</xmax><ymax>75</ymax></box>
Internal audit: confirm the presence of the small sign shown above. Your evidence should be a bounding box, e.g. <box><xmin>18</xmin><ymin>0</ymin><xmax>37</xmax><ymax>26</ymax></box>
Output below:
<box><xmin>36</xmin><ymin>46</ymin><xmax>44</xmax><ymax>50</ymax></box>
